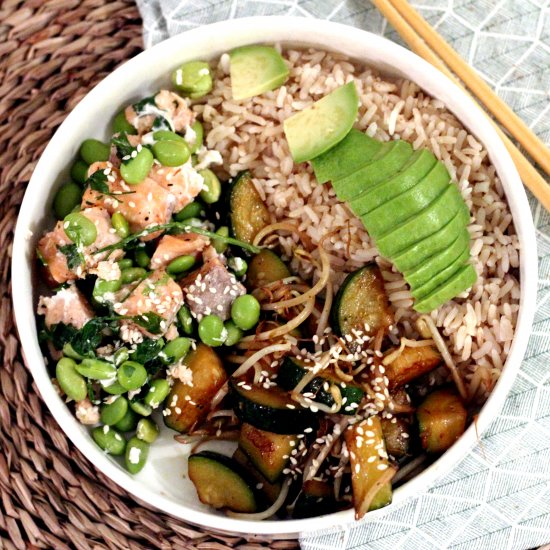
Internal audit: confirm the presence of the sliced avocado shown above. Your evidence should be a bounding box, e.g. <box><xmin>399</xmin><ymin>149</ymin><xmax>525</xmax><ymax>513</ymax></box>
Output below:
<box><xmin>350</xmin><ymin>149</ymin><xmax>437</xmax><ymax>216</ymax></box>
<box><xmin>404</xmin><ymin>229</ymin><xmax>471</xmax><ymax>289</ymax></box>
<box><xmin>311</xmin><ymin>129</ymin><xmax>382</xmax><ymax>184</ymax></box>
<box><xmin>283</xmin><ymin>82</ymin><xmax>359</xmax><ymax>163</ymax></box>
<box><xmin>413</xmin><ymin>264</ymin><xmax>477</xmax><ymax>313</ymax></box>
<box><xmin>374</xmin><ymin>184</ymin><xmax>466</xmax><ymax>258</ymax></box>
<box><xmin>333</xmin><ymin>140</ymin><xmax>413</xmax><ymax>201</ymax></box>
<box><xmin>362</xmin><ymin>162</ymin><xmax>451</xmax><ymax>237</ymax></box>
<box><xmin>411</xmin><ymin>246</ymin><xmax>470</xmax><ymax>299</ymax></box>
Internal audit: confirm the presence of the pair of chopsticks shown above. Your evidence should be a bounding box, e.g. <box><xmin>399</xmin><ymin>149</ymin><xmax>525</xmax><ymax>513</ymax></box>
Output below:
<box><xmin>372</xmin><ymin>0</ymin><xmax>550</xmax><ymax>212</ymax></box>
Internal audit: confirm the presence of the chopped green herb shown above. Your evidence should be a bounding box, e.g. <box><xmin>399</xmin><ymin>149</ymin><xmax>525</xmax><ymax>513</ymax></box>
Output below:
<box><xmin>111</xmin><ymin>134</ymin><xmax>135</xmax><ymax>161</ymax></box>
<box><xmin>132</xmin><ymin>313</ymin><xmax>164</xmax><ymax>335</ymax></box>
<box><xmin>132</xmin><ymin>95</ymin><xmax>157</xmax><ymax>114</ymax></box>
<box><xmin>58</xmin><ymin>244</ymin><xmax>84</xmax><ymax>270</ymax></box>
<box><xmin>86</xmin><ymin>170</ymin><xmax>110</xmax><ymax>194</ymax></box>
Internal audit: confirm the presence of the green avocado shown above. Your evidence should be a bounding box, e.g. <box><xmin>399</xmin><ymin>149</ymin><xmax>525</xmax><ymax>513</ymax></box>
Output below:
<box><xmin>350</xmin><ymin>149</ymin><xmax>437</xmax><ymax>217</ymax></box>
<box><xmin>404</xmin><ymin>229</ymin><xmax>471</xmax><ymax>290</ymax></box>
<box><xmin>413</xmin><ymin>264</ymin><xmax>477</xmax><ymax>313</ymax></box>
<box><xmin>361</xmin><ymin>162</ymin><xmax>452</xmax><ymax>238</ymax></box>
<box><xmin>374</xmin><ymin>184</ymin><xmax>466</xmax><ymax>258</ymax></box>
<box><xmin>392</xmin><ymin>207</ymin><xmax>470</xmax><ymax>272</ymax></box>
<box><xmin>311</xmin><ymin>129</ymin><xmax>382</xmax><ymax>184</ymax></box>
<box><xmin>332</xmin><ymin>140</ymin><xmax>414</xmax><ymax>201</ymax></box>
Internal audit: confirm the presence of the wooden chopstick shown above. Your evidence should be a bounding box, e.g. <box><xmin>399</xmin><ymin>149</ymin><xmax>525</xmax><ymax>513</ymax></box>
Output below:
<box><xmin>371</xmin><ymin>0</ymin><xmax>550</xmax><ymax>212</ymax></box>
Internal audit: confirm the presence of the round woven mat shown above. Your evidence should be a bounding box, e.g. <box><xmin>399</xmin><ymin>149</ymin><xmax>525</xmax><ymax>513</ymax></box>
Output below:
<box><xmin>0</xmin><ymin>2</ymin><xmax>298</xmax><ymax>548</ymax></box>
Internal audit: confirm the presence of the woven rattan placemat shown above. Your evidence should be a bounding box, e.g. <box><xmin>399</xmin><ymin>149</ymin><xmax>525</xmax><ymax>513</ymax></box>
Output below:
<box><xmin>0</xmin><ymin>1</ymin><xmax>298</xmax><ymax>548</ymax></box>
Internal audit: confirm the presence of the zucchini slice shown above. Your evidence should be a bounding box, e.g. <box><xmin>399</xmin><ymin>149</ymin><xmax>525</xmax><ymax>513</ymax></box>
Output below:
<box><xmin>188</xmin><ymin>451</ymin><xmax>257</xmax><ymax>512</ymax></box>
<box><xmin>247</xmin><ymin>249</ymin><xmax>291</xmax><ymax>289</ymax></box>
<box><xmin>380</xmin><ymin>417</ymin><xmax>411</xmax><ymax>458</ymax></box>
<box><xmin>331</xmin><ymin>264</ymin><xmax>393</xmax><ymax>338</ymax></box>
<box><xmin>345</xmin><ymin>416</ymin><xmax>393</xmax><ymax>519</ymax></box>
<box><xmin>293</xmin><ymin>480</ymin><xmax>342</xmax><ymax>519</ymax></box>
<box><xmin>277</xmin><ymin>357</ymin><xmax>364</xmax><ymax>415</ymax></box>
<box><xmin>231</xmin><ymin>381</ymin><xmax>316</xmax><ymax>435</ymax></box>
<box><xmin>164</xmin><ymin>344</ymin><xmax>227</xmax><ymax>433</ymax></box>
<box><xmin>417</xmin><ymin>387</ymin><xmax>467</xmax><ymax>453</ymax></box>
<box><xmin>228</xmin><ymin>171</ymin><xmax>271</xmax><ymax>245</ymax></box>
<box><xmin>239</xmin><ymin>423</ymin><xmax>297</xmax><ymax>482</ymax></box>
<box><xmin>385</xmin><ymin>344</ymin><xmax>442</xmax><ymax>389</ymax></box>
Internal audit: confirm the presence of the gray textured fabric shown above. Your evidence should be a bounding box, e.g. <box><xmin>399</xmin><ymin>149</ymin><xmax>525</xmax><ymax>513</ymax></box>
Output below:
<box><xmin>137</xmin><ymin>1</ymin><xmax>550</xmax><ymax>548</ymax></box>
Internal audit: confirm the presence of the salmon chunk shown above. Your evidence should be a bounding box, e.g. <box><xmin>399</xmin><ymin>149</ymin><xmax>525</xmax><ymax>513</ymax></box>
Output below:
<box><xmin>38</xmin><ymin>285</ymin><xmax>94</xmax><ymax>329</ymax></box>
<box><xmin>114</xmin><ymin>269</ymin><xmax>183</xmax><ymax>338</ymax></box>
<box><xmin>150</xmin><ymin>233</ymin><xmax>209</xmax><ymax>270</ymax></box>
<box><xmin>180</xmin><ymin>251</ymin><xmax>246</xmax><ymax>321</ymax></box>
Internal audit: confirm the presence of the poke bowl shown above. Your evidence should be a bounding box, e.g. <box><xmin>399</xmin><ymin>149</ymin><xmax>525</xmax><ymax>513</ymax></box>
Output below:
<box><xmin>11</xmin><ymin>16</ymin><xmax>537</xmax><ymax>537</ymax></box>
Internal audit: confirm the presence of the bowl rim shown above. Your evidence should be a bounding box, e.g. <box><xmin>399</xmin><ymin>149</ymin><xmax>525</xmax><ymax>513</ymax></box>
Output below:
<box><xmin>11</xmin><ymin>15</ymin><xmax>537</xmax><ymax>537</ymax></box>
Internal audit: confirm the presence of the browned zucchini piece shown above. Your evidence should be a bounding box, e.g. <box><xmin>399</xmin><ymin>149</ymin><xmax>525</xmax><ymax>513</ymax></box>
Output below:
<box><xmin>381</xmin><ymin>417</ymin><xmax>411</xmax><ymax>458</ymax></box>
<box><xmin>417</xmin><ymin>387</ymin><xmax>467</xmax><ymax>453</ymax></box>
<box><xmin>247</xmin><ymin>249</ymin><xmax>291</xmax><ymax>289</ymax></box>
<box><xmin>344</xmin><ymin>416</ymin><xmax>394</xmax><ymax>519</ymax></box>
<box><xmin>239</xmin><ymin>422</ymin><xmax>297</xmax><ymax>482</ymax></box>
<box><xmin>164</xmin><ymin>344</ymin><xmax>227</xmax><ymax>433</ymax></box>
<box><xmin>385</xmin><ymin>344</ymin><xmax>442</xmax><ymax>389</ymax></box>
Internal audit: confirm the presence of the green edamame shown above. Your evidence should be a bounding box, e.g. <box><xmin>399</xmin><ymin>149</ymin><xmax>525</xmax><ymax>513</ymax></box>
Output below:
<box><xmin>75</xmin><ymin>358</ymin><xmax>117</xmax><ymax>380</ymax></box>
<box><xmin>177</xmin><ymin>305</ymin><xmax>194</xmax><ymax>335</ymax></box>
<box><xmin>102</xmin><ymin>381</ymin><xmax>127</xmax><ymax>395</ymax></box>
<box><xmin>167</xmin><ymin>255</ymin><xmax>196</xmax><ymax>275</ymax></box>
<box><xmin>93</xmin><ymin>279</ymin><xmax>122</xmax><ymax>304</ymax></box>
<box><xmin>62</xmin><ymin>343</ymin><xmax>84</xmax><ymax>360</ymax></box>
<box><xmin>153</xmin><ymin>130</ymin><xmax>186</xmax><ymax>143</ymax></box>
<box><xmin>63</xmin><ymin>212</ymin><xmax>97</xmax><ymax>246</ymax></box>
<box><xmin>173</xmin><ymin>200</ymin><xmax>204</xmax><ymax>221</ymax></box>
<box><xmin>113</xmin><ymin>110</ymin><xmax>137</xmax><ymax>135</ymax></box>
<box><xmin>113</xmin><ymin>347</ymin><xmax>129</xmax><ymax>366</ymax></box>
<box><xmin>212</xmin><ymin>226</ymin><xmax>229</xmax><ymax>254</ymax></box>
<box><xmin>172</xmin><ymin>61</ymin><xmax>213</xmax><ymax>99</ymax></box>
<box><xmin>136</xmin><ymin>418</ymin><xmax>159</xmax><ymax>443</ymax></box>
<box><xmin>71</xmin><ymin>159</ymin><xmax>89</xmax><ymax>185</ymax></box>
<box><xmin>144</xmin><ymin>379</ymin><xmax>171</xmax><ymax>408</ymax></box>
<box><xmin>160</xmin><ymin>337</ymin><xmax>191</xmax><ymax>365</ymax></box>
<box><xmin>79</xmin><ymin>139</ymin><xmax>110</xmax><ymax>165</ymax></box>
<box><xmin>111</xmin><ymin>212</ymin><xmax>130</xmax><ymax>238</ymax></box>
<box><xmin>231</xmin><ymin>294</ymin><xmax>261</xmax><ymax>330</ymax></box>
<box><xmin>129</xmin><ymin>400</ymin><xmax>152</xmax><ymax>416</ymax></box>
<box><xmin>92</xmin><ymin>425</ymin><xmax>126</xmax><ymax>455</ymax></box>
<box><xmin>120</xmin><ymin>147</ymin><xmax>154</xmax><ymax>185</ymax></box>
<box><xmin>198</xmin><ymin>314</ymin><xmax>226</xmax><ymax>347</ymax></box>
<box><xmin>228</xmin><ymin>256</ymin><xmax>248</xmax><ymax>278</ymax></box>
<box><xmin>125</xmin><ymin>436</ymin><xmax>149</xmax><ymax>474</ymax></box>
<box><xmin>223</xmin><ymin>320</ymin><xmax>243</xmax><ymax>347</ymax></box>
<box><xmin>117</xmin><ymin>361</ymin><xmax>148</xmax><ymax>391</ymax></box>
<box><xmin>117</xmin><ymin>258</ymin><xmax>133</xmax><ymax>270</ymax></box>
<box><xmin>53</xmin><ymin>183</ymin><xmax>82</xmax><ymax>220</ymax></box>
<box><xmin>134</xmin><ymin>248</ymin><xmax>150</xmax><ymax>268</ymax></box>
<box><xmin>56</xmin><ymin>358</ymin><xmax>87</xmax><ymax>401</ymax></box>
<box><xmin>114</xmin><ymin>408</ymin><xmax>139</xmax><ymax>432</ymax></box>
<box><xmin>120</xmin><ymin>267</ymin><xmax>147</xmax><ymax>285</ymax></box>
<box><xmin>187</xmin><ymin>120</ymin><xmax>203</xmax><ymax>154</ymax></box>
<box><xmin>100</xmin><ymin>396</ymin><xmax>129</xmax><ymax>426</ymax></box>
<box><xmin>152</xmin><ymin>140</ymin><xmax>191</xmax><ymax>167</ymax></box>
<box><xmin>198</xmin><ymin>169</ymin><xmax>221</xmax><ymax>204</ymax></box>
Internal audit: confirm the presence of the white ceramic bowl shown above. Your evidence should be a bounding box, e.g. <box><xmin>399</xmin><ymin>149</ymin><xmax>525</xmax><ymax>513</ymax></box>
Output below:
<box><xmin>12</xmin><ymin>16</ymin><xmax>537</xmax><ymax>538</ymax></box>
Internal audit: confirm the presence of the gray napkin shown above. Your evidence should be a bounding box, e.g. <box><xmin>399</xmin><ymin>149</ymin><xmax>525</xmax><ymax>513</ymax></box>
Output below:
<box><xmin>136</xmin><ymin>1</ymin><xmax>550</xmax><ymax>548</ymax></box>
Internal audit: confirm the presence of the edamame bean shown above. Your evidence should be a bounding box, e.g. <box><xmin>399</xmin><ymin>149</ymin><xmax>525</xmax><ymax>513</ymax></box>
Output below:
<box><xmin>76</xmin><ymin>358</ymin><xmax>117</xmax><ymax>380</ymax></box>
<box><xmin>174</xmin><ymin>200</ymin><xmax>204</xmax><ymax>222</ymax></box>
<box><xmin>172</xmin><ymin>61</ymin><xmax>213</xmax><ymax>98</ymax></box>
<box><xmin>177</xmin><ymin>305</ymin><xmax>194</xmax><ymax>335</ymax></box>
<box><xmin>153</xmin><ymin>130</ymin><xmax>185</xmax><ymax>143</ymax></box>
<box><xmin>228</xmin><ymin>256</ymin><xmax>248</xmax><ymax>278</ymax></box>
<box><xmin>231</xmin><ymin>294</ymin><xmax>261</xmax><ymax>330</ymax></box>
<box><xmin>117</xmin><ymin>258</ymin><xmax>133</xmax><ymax>270</ymax></box>
<box><xmin>129</xmin><ymin>400</ymin><xmax>152</xmax><ymax>416</ymax></box>
<box><xmin>198</xmin><ymin>314</ymin><xmax>226</xmax><ymax>347</ymax></box>
<box><xmin>56</xmin><ymin>358</ymin><xmax>87</xmax><ymax>401</ymax></box>
<box><xmin>120</xmin><ymin>267</ymin><xmax>147</xmax><ymax>285</ymax></box>
<box><xmin>117</xmin><ymin>361</ymin><xmax>148</xmax><ymax>391</ymax></box>
<box><xmin>125</xmin><ymin>436</ymin><xmax>149</xmax><ymax>474</ymax></box>
<box><xmin>100</xmin><ymin>396</ymin><xmax>129</xmax><ymax>426</ymax></box>
<box><xmin>92</xmin><ymin>425</ymin><xmax>126</xmax><ymax>455</ymax></box>
<box><xmin>93</xmin><ymin>279</ymin><xmax>122</xmax><ymax>304</ymax></box>
<box><xmin>136</xmin><ymin>418</ymin><xmax>159</xmax><ymax>443</ymax></box>
<box><xmin>198</xmin><ymin>169</ymin><xmax>221</xmax><ymax>204</ymax></box>
<box><xmin>212</xmin><ymin>226</ymin><xmax>229</xmax><ymax>254</ymax></box>
<box><xmin>71</xmin><ymin>159</ymin><xmax>89</xmax><ymax>185</ymax></box>
<box><xmin>152</xmin><ymin>140</ymin><xmax>190</xmax><ymax>167</ymax></box>
<box><xmin>134</xmin><ymin>248</ymin><xmax>150</xmax><ymax>268</ymax></box>
<box><xmin>187</xmin><ymin>120</ymin><xmax>203</xmax><ymax>154</ymax></box>
<box><xmin>53</xmin><ymin>183</ymin><xmax>82</xmax><ymax>220</ymax></box>
<box><xmin>111</xmin><ymin>212</ymin><xmax>130</xmax><ymax>238</ymax></box>
<box><xmin>79</xmin><ymin>139</ymin><xmax>110</xmax><ymax>165</ymax></box>
<box><xmin>62</xmin><ymin>342</ymin><xmax>83</xmax><ymax>360</ymax></box>
<box><xmin>160</xmin><ymin>337</ymin><xmax>191</xmax><ymax>365</ymax></box>
<box><xmin>63</xmin><ymin>212</ymin><xmax>97</xmax><ymax>246</ymax></box>
<box><xmin>102</xmin><ymin>381</ymin><xmax>127</xmax><ymax>395</ymax></box>
<box><xmin>114</xmin><ymin>347</ymin><xmax>129</xmax><ymax>366</ymax></box>
<box><xmin>114</xmin><ymin>407</ymin><xmax>139</xmax><ymax>432</ymax></box>
<box><xmin>223</xmin><ymin>320</ymin><xmax>243</xmax><ymax>346</ymax></box>
<box><xmin>167</xmin><ymin>255</ymin><xmax>196</xmax><ymax>275</ymax></box>
<box><xmin>120</xmin><ymin>147</ymin><xmax>154</xmax><ymax>185</ymax></box>
<box><xmin>144</xmin><ymin>379</ymin><xmax>171</xmax><ymax>408</ymax></box>
<box><xmin>113</xmin><ymin>110</ymin><xmax>137</xmax><ymax>135</ymax></box>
